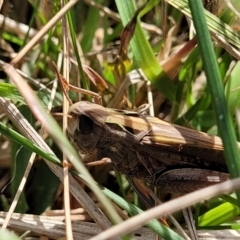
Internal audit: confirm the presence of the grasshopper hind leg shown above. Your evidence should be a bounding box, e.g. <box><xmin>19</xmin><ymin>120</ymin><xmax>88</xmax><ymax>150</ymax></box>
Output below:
<box><xmin>127</xmin><ymin>176</ymin><xmax>193</xmax><ymax>240</ymax></box>
<box><xmin>155</xmin><ymin>168</ymin><xmax>229</xmax><ymax>193</ymax></box>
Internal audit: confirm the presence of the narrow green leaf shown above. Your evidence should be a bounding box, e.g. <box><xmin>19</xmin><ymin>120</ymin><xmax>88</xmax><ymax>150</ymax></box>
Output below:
<box><xmin>199</xmin><ymin>202</ymin><xmax>240</xmax><ymax>226</ymax></box>
<box><xmin>11</xmin><ymin>106</ymin><xmax>33</xmax><ymax>213</ymax></box>
<box><xmin>188</xmin><ymin>0</ymin><xmax>240</xmax><ymax>204</ymax></box>
<box><xmin>115</xmin><ymin>0</ymin><xmax>176</xmax><ymax>101</ymax></box>
<box><xmin>81</xmin><ymin>0</ymin><xmax>103</xmax><ymax>53</ymax></box>
<box><xmin>27</xmin><ymin>160</ymin><xmax>59</xmax><ymax>214</ymax></box>
<box><xmin>66</xmin><ymin>3</ymin><xmax>88</xmax><ymax>90</ymax></box>
<box><xmin>0</xmin><ymin>122</ymin><xmax>61</xmax><ymax>166</ymax></box>
<box><xmin>226</xmin><ymin>61</ymin><xmax>240</xmax><ymax>115</ymax></box>
<box><xmin>0</xmin><ymin>83</ymin><xmax>25</xmax><ymax>103</ymax></box>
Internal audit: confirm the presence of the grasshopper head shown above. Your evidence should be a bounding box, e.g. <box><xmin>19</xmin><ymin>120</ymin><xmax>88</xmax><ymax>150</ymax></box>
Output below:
<box><xmin>67</xmin><ymin>101</ymin><xmax>107</xmax><ymax>154</ymax></box>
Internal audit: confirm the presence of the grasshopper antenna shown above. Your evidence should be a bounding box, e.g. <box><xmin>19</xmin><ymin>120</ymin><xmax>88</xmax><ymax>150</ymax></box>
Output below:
<box><xmin>52</xmin><ymin>61</ymin><xmax>102</xmax><ymax>105</ymax></box>
<box><xmin>52</xmin><ymin>61</ymin><xmax>73</xmax><ymax>106</ymax></box>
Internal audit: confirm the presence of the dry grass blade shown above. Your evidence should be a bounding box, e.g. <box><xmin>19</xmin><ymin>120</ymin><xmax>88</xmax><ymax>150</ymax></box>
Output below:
<box><xmin>0</xmin><ymin>212</ymin><xmax>155</xmax><ymax>240</ymax></box>
<box><xmin>60</xmin><ymin>1</ymin><xmax>73</xmax><ymax>237</ymax></box>
<box><xmin>1</xmin><ymin>210</ymin><xmax>239</xmax><ymax>239</ymax></box>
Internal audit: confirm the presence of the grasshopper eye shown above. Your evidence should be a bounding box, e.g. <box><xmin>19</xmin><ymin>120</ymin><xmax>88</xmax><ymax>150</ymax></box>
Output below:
<box><xmin>78</xmin><ymin>115</ymin><xmax>94</xmax><ymax>134</ymax></box>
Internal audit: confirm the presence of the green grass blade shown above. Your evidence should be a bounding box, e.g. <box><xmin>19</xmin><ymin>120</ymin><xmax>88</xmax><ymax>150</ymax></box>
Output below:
<box><xmin>115</xmin><ymin>0</ymin><xmax>176</xmax><ymax>101</ymax></box>
<box><xmin>198</xmin><ymin>202</ymin><xmax>240</xmax><ymax>226</ymax></box>
<box><xmin>0</xmin><ymin>229</ymin><xmax>21</xmax><ymax>240</ymax></box>
<box><xmin>225</xmin><ymin>61</ymin><xmax>240</xmax><ymax>114</ymax></box>
<box><xmin>0</xmin><ymin>83</ymin><xmax>25</xmax><ymax>103</ymax></box>
<box><xmin>103</xmin><ymin>186</ymin><xmax>185</xmax><ymax>240</ymax></box>
<box><xmin>166</xmin><ymin>0</ymin><xmax>240</xmax><ymax>49</ymax></box>
<box><xmin>66</xmin><ymin>3</ymin><xmax>88</xmax><ymax>90</ymax></box>
<box><xmin>80</xmin><ymin>0</ymin><xmax>103</xmax><ymax>53</ymax></box>
<box><xmin>0</xmin><ymin>122</ymin><xmax>61</xmax><ymax>165</ymax></box>
<box><xmin>188</xmin><ymin>0</ymin><xmax>240</xmax><ymax>204</ymax></box>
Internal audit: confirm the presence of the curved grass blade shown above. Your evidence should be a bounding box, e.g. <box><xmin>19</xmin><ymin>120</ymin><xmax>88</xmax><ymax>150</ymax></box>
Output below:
<box><xmin>198</xmin><ymin>202</ymin><xmax>240</xmax><ymax>227</ymax></box>
<box><xmin>166</xmin><ymin>0</ymin><xmax>240</xmax><ymax>49</ymax></box>
<box><xmin>115</xmin><ymin>0</ymin><xmax>176</xmax><ymax>101</ymax></box>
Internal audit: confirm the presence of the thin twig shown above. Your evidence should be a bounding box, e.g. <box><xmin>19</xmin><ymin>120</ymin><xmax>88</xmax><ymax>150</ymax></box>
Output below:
<box><xmin>2</xmin><ymin>153</ymin><xmax>36</xmax><ymax>229</ymax></box>
<box><xmin>61</xmin><ymin>0</ymin><xmax>73</xmax><ymax>238</ymax></box>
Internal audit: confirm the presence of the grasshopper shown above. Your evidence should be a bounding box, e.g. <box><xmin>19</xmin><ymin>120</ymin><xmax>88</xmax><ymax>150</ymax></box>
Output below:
<box><xmin>66</xmin><ymin>100</ymin><xmax>233</xmax><ymax>208</ymax></box>
<box><xmin>52</xmin><ymin>60</ymin><xmax>235</xmax><ymax>238</ymax></box>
